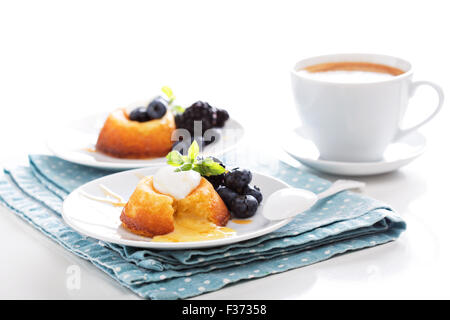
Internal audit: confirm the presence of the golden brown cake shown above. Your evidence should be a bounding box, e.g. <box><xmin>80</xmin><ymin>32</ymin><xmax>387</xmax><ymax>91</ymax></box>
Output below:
<box><xmin>96</xmin><ymin>108</ymin><xmax>175</xmax><ymax>159</ymax></box>
<box><xmin>120</xmin><ymin>176</ymin><xmax>230</xmax><ymax>238</ymax></box>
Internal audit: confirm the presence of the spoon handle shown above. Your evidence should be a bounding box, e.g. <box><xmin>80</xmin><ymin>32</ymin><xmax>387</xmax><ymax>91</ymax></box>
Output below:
<box><xmin>316</xmin><ymin>179</ymin><xmax>365</xmax><ymax>200</ymax></box>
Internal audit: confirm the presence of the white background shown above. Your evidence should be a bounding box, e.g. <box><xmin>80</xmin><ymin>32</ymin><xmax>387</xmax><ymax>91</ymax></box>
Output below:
<box><xmin>0</xmin><ymin>0</ymin><xmax>449</xmax><ymax>299</ymax></box>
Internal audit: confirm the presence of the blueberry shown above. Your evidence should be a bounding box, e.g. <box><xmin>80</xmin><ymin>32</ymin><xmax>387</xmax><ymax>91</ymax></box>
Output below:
<box><xmin>230</xmin><ymin>195</ymin><xmax>258</xmax><ymax>218</ymax></box>
<box><xmin>242</xmin><ymin>185</ymin><xmax>263</xmax><ymax>204</ymax></box>
<box><xmin>129</xmin><ymin>107</ymin><xmax>151</xmax><ymax>122</ymax></box>
<box><xmin>224</xmin><ymin>168</ymin><xmax>252</xmax><ymax>193</ymax></box>
<box><xmin>147</xmin><ymin>97</ymin><xmax>167</xmax><ymax>119</ymax></box>
<box><xmin>217</xmin><ymin>186</ymin><xmax>238</xmax><ymax>208</ymax></box>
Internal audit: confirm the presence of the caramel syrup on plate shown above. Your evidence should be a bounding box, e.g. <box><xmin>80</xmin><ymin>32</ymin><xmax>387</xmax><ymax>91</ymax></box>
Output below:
<box><xmin>152</xmin><ymin>216</ymin><xmax>235</xmax><ymax>243</ymax></box>
<box><xmin>231</xmin><ymin>219</ymin><xmax>253</xmax><ymax>224</ymax></box>
<box><xmin>83</xmin><ymin>147</ymin><xmax>97</xmax><ymax>153</ymax></box>
<box><xmin>80</xmin><ymin>184</ymin><xmax>126</xmax><ymax>207</ymax></box>
<box><xmin>81</xmin><ymin>184</ymin><xmax>237</xmax><ymax>242</ymax></box>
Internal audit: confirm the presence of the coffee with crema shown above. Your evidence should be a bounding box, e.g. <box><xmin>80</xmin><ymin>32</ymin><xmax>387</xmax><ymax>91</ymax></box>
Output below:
<box><xmin>291</xmin><ymin>54</ymin><xmax>443</xmax><ymax>162</ymax></box>
<box><xmin>297</xmin><ymin>61</ymin><xmax>405</xmax><ymax>83</ymax></box>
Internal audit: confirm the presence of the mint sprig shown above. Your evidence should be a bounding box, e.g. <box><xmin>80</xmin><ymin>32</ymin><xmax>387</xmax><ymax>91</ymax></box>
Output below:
<box><xmin>166</xmin><ymin>141</ymin><xmax>225</xmax><ymax>176</ymax></box>
<box><xmin>188</xmin><ymin>139</ymin><xmax>199</xmax><ymax>162</ymax></box>
<box><xmin>161</xmin><ymin>86</ymin><xmax>185</xmax><ymax>114</ymax></box>
<box><xmin>161</xmin><ymin>86</ymin><xmax>175</xmax><ymax>104</ymax></box>
<box><xmin>166</xmin><ymin>150</ymin><xmax>185</xmax><ymax>166</ymax></box>
<box><xmin>171</xmin><ymin>105</ymin><xmax>185</xmax><ymax>114</ymax></box>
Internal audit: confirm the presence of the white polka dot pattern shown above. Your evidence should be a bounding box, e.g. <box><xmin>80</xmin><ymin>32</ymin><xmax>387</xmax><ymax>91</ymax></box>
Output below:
<box><xmin>0</xmin><ymin>154</ymin><xmax>406</xmax><ymax>300</ymax></box>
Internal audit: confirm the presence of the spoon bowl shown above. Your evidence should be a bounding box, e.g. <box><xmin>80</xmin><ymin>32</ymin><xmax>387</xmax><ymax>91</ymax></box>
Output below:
<box><xmin>263</xmin><ymin>188</ymin><xmax>318</xmax><ymax>221</ymax></box>
<box><xmin>263</xmin><ymin>179</ymin><xmax>365</xmax><ymax>221</ymax></box>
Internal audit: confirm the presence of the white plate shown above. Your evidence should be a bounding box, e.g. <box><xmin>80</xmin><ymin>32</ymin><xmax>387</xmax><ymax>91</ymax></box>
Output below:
<box><xmin>283</xmin><ymin>127</ymin><xmax>426</xmax><ymax>176</ymax></box>
<box><xmin>62</xmin><ymin>167</ymin><xmax>293</xmax><ymax>249</ymax></box>
<box><xmin>47</xmin><ymin>109</ymin><xmax>244</xmax><ymax>170</ymax></box>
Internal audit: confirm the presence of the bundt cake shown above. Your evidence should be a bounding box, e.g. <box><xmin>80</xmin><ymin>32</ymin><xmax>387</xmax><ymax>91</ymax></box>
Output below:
<box><xmin>96</xmin><ymin>108</ymin><xmax>175</xmax><ymax>159</ymax></box>
<box><xmin>120</xmin><ymin>176</ymin><xmax>232</xmax><ymax>241</ymax></box>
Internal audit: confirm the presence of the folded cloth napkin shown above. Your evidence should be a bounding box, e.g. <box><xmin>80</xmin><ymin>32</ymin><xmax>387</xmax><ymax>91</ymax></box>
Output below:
<box><xmin>0</xmin><ymin>154</ymin><xmax>406</xmax><ymax>299</ymax></box>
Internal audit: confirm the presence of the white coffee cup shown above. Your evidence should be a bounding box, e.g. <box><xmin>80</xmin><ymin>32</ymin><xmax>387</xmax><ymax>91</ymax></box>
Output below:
<box><xmin>291</xmin><ymin>53</ymin><xmax>444</xmax><ymax>162</ymax></box>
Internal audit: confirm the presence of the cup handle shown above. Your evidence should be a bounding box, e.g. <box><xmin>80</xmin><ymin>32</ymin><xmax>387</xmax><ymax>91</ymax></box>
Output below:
<box><xmin>394</xmin><ymin>80</ymin><xmax>444</xmax><ymax>141</ymax></box>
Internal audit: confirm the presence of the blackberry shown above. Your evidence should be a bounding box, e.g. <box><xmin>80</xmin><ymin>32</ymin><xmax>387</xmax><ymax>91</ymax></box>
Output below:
<box><xmin>205</xmin><ymin>175</ymin><xmax>224</xmax><ymax>189</ymax></box>
<box><xmin>215</xmin><ymin>108</ymin><xmax>229</xmax><ymax>127</ymax></box>
<box><xmin>175</xmin><ymin>101</ymin><xmax>217</xmax><ymax>134</ymax></box>
<box><xmin>174</xmin><ymin>113</ymin><xmax>184</xmax><ymax>128</ymax></box>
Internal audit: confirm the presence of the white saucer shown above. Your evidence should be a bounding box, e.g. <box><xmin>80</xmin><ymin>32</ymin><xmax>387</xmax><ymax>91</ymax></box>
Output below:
<box><xmin>47</xmin><ymin>108</ymin><xmax>244</xmax><ymax>170</ymax></box>
<box><xmin>283</xmin><ymin>127</ymin><xmax>426</xmax><ymax>176</ymax></box>
<box><xmin>62</xmin><ymin>167</ymin><xmax>293</xmax><ymax>249</ymax></box>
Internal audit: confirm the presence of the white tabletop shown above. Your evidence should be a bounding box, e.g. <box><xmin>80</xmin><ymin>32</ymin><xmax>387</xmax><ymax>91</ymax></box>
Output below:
<box><xmin>1</xmin><ymin>0</ymin><xmax>449</xmax><ymax>299</ymax></box>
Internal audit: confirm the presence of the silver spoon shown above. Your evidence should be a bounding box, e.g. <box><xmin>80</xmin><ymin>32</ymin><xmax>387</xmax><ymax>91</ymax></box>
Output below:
<box><xmin>263</xmin><ymin>179</ymin><xmax>365</xmax><ymax>221</ymax></box>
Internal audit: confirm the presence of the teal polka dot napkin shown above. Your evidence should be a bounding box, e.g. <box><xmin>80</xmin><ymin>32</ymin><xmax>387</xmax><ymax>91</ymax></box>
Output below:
<box><xmin>0</xmin><ymin>154</ymin><xmax>406</xmax><ymax>299</ymax></box>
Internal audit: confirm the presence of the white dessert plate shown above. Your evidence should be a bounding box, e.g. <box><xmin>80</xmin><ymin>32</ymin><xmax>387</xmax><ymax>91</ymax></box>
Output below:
<box><xmin>47</xmin><ymin>107</ymin><xmax>244</xmax><ymax>170</ymax></box>
<box><xmin>283</xmin><ymin>127</ymin><xmax>426</xmax><ymax>176</ymax></box>
<box><xmin>62</xmin><ymin>167</ymin><xmax>293</xmax><ymax>249</ymax></box>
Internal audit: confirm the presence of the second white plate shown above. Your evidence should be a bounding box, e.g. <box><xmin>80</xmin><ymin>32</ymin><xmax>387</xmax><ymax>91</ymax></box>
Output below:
<box><xmin>47</xmin><ymin>109</ymin><xmax>244</xmax><ymax>170</ymax></box>
<box><xmin>62</xmin><ymin>167</ymin><xmax>293</xmax><ymax>249</ymax></box>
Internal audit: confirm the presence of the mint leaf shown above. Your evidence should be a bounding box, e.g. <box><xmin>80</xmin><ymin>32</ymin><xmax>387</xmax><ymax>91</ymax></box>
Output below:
<box><xmin>175</xmin><ymin>163</ymin><xmax>193</xmax><ymax>172</ymax></box>
<box><xmin>193</xmin><ymin>158</ymin><xmax>226</xmax><ymax>176</ymax></box>
<box><xmin>191</xmin><ymin>165</ymin><xmax>206</xmax><ymax>176</ymax></box>
<box><xmin>166</xmin><ymin>141</ymin><xmax>225</xmax><ymax>177</ymax></box>
<box><xmin>188</xmin><ymin>140</ymin><xmax>199</xmax><ymax>163</ymax></box>
<box><xmin>166</xmin><ymin>150</ymin><xmax>184</xmax><ymax>166</ymax></box>
<box><xmin>161</xmin><ymin>86</ymin><xmax>185</xmax><ymax>113</ymax></box>
<box><xmin>204</xmin><ymin>161</ymin><xmax>226</xmax><ymax>176</ymax></box>
<box><xmin>161</xmin><ymin>86</ymin><xmax>175</xmax><ymax>104</ymax></box>
<box><xmin>171</xmin><ymin>105</ymin><xmax>185</xmax><ymax>114</ymax></box>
